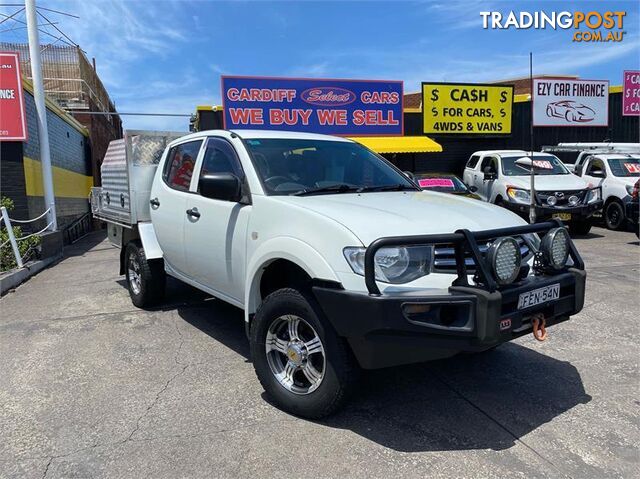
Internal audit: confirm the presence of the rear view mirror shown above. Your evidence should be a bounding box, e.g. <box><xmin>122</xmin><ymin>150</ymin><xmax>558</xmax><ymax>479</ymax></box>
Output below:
<box><xmin>199</xmin><ymin>173</ymin><xmax>242</xmax><ymax>202</ymax></box>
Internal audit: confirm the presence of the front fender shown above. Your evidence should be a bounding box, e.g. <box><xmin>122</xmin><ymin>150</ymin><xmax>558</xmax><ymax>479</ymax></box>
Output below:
<box><xmin>244</xmin><ymin>236</ymin><xmax>340</xmax><ymax>322</ymax></box>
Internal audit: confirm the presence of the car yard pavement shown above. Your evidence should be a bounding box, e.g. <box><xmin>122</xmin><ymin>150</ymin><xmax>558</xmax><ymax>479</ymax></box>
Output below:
<box><xmin>1</xmin><ymin>227</ymin><xmax>638</xmax><ymax>479</ymax></box>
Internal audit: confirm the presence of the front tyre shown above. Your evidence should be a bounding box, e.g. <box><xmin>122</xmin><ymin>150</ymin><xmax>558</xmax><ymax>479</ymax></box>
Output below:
<box><xmin>250</xmin><ymin>288</ymin><xmax>358</xmax><ymax>418</ymax></box>
<box><xmin>605</xmin><ymin>200</ymin><xmax>625</xmax><ymax>230</ymax></box>
<box><xmin>125</xmin><ymin>242</ymin><xmax>166</xmax><ymax>308</ymax></box>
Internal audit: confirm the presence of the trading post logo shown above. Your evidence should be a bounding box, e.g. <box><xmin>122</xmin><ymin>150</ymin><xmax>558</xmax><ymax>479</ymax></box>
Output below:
<box><xmin>480</xmin><ymin>10</ymin><xmax>626</xmax><ymax>43</ymax></box>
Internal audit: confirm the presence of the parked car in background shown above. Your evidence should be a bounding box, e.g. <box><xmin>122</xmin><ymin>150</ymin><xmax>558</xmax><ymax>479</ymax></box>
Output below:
<box><xmin>93</xmin><ymin>130</ymin><xmax>587</xmax><ymax>418</ymax></box>
<box><xmin>575</xmin><ymin>154</ymin><xmax>640</xmax><ymax>230</ymax></box>
<box><xmin>414</xmin><ymin>173</ymin><xmax>481</xmax><ymax>199</ymax></box>
<box><xmin>542</xmin><ymin>143</ymin><xmax>640</xmax><ymax>173</ymax></box>
<box><xmin>463</xmin><ymin>150</ymin><xmax>603</xmax><ymax>235</ymax></box>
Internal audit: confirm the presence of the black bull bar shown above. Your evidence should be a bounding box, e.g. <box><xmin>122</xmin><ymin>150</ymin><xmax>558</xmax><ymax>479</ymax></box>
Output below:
<box><xmin>364</xmin><ymin>220</ymin><xmax>585</xmax><ymax>295</ymax></box>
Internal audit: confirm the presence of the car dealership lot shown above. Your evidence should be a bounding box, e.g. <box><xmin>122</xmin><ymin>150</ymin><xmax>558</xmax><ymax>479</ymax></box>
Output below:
<box><xmin>1</xmin><ymin>228</ymin><xmax>638</xmax><ymax>479</ymax></box>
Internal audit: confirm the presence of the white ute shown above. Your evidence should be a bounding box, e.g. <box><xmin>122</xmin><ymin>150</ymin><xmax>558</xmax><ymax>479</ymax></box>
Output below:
<box><xmin>93</xmin><ymin>130</ymin><xmax>587</xmax><ymax>418</ymax></box>
<box><xmin>463</xmin><ymin>150</ymin><xmax>603</xmax><ymax>235</ymax></box>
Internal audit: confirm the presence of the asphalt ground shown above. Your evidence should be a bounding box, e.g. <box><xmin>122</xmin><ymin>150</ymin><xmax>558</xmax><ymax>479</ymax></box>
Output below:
<box><xmin>1</xmin><ymin>227</ymin><xmax>638</xmax><ymax>478</ymax></box>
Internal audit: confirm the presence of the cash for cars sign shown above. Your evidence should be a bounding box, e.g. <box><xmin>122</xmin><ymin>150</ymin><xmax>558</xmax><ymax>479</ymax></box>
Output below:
<box><xmin>622</xmin><ymin>71</ymin><xmax>639</xmax><ymax>116</ymax></box>
<box><xmin>221</xmin><ymin>76</ymin><xmax>403</xmax><ymax>136</ymax></box>
<box><xmin>421</xmin><ymin>83</ymin><xmax>513</xmax><ymax>135</ymax></box>
<box><xmin>533</xmin><ymin>78</ymin><xmax>609</xmax><ymax>126</ymax></box>
<box><xmin>0</xmin><ymin>52</ymin><xmax>28</xmax><ymax>141</ymax></box>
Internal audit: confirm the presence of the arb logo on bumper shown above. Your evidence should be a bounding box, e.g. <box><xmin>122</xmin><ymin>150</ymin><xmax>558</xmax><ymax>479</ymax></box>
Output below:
<box><xmin>500</xmin><ymin>319</ymin><xmax>512</xmax><ymax>331</ymax></box>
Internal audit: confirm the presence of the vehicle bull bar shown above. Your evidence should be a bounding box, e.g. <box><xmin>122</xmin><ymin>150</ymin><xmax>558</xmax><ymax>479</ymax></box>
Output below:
<box><xmin>364</xmin><ymin>220</ymin><xmax>585</xmax><ymax>295</ymax></box>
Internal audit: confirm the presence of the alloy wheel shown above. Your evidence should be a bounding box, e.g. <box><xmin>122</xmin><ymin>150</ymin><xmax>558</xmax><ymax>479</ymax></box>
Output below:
<box><xmin>265</xmin><ymin>314</ymin><xmax>326</xmax><ymax>395</ymax></box>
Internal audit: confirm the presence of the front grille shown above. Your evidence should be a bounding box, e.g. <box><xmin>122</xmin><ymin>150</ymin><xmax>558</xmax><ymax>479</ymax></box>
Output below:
<box><xmin>536</xmin><ymin>190</ymin><xmax>586</xmax><ymax>207</ymax></box>
<box><xmin>433</xmin><ymin>236</ymin><xmax>532</xmax><ymax>273</ymax></box>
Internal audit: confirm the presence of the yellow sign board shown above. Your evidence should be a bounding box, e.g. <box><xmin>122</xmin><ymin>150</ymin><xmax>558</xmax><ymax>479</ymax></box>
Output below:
<box><xmin>422</xmin><ymin>83</ymin><xmax>513</xmax><ymax>135</ymax></box>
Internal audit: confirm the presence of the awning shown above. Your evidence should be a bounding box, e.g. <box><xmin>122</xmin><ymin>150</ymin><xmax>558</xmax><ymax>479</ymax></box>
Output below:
<box><xmin>349</xmin><ymin>136</ymin><xmax>442</xmax><ymax>154</ymax></box>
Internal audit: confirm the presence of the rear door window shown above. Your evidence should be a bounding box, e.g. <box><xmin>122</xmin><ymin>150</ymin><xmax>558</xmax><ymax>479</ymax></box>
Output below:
<box><xmin>163</xmin><ymin>140</ymin><xmax>203</xmax><ymax>191</ymax></box>
<box><xmin>466</xmin><ymin>155</ymin><xmax>481</xmax><ymax>169</ymax></box>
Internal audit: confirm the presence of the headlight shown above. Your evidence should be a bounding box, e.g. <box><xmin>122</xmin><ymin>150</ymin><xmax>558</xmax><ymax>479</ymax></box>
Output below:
<box><xmin>540</xmin><ymin>227</ymin><xmax>570</xmax><ymax>270</ymax></box>
<box><xmin>343</xmin><ymin>246</ymin><xmax>432</xmax><ymax>284</ymax></box>
<box><xmin>486</xmin><ymin>237</ymin><xmax>522</xmax><ymax>285</ymax></box>
<box><xmin>585</xmin><ymin>188</ymin><xmax>600</xmax><ymax>204</ymax></box>
<box><xmin>568</xmin><ymin>195</ymin><xmax>580</xmax><ymax>206</ymax></box>
<box><xmin>506</xmin><ymin>187</ymin><xmax>530</xmax><ymax>204</ymax></box>
<box><xmin>546</xmin><ymin>195</ymin><xmax>557</xmax><ymax>206</ymax></box>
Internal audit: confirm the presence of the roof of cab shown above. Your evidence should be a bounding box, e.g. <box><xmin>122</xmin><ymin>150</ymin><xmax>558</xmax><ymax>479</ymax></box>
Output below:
<box><xmin>174</xmin><ymin>129</ymin><xmax>354</xmax><ymax>142</ymax></box>
<box><xmin>471</xmin><ymin>150</ymin><xmax>554</xmax><ymax>156</ymax></box>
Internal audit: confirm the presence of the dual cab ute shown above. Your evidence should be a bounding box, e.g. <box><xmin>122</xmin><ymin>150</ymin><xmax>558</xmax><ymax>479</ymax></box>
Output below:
<box><xmin>93</xmin><ymin>131</ymin><xmax>587</xmax><ymax>418</ymax></box>
<box><xmin>463</xmin><ymin>150</ymin><xmax>603</xmax><ymax>235</ymax></box>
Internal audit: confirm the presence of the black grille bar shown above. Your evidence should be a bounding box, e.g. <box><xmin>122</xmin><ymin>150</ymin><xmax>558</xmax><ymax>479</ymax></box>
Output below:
<box><xmin>364</xmin><ymin>220</ymin><xmax>584</xmax><ymax>295</ymax></box>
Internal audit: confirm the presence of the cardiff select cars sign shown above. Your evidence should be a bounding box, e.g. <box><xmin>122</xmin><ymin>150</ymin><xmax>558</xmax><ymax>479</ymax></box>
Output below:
<box><xmin>421</xmin><ymin>82</ymin><xmax>513</xmax><ymax>135</ymax></box>
<box><xmin>532</xmin><ymin>78</ymin><xmax>609</xmax><ymax>127</ymax></box>
<box><xmin>0</xmin><ymin>51</ymin><xmax>28</xmax><ymax>141</ymax></box>
<box><xmin>221</xmin><ymin>76</ymin><xmax>403</xmax><ymax>136</ymax></box>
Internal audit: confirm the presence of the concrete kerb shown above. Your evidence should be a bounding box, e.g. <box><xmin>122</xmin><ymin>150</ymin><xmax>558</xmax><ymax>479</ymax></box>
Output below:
<box><xmin>0</xmin><ymin>254</ymin><xmax>63</xmax><ymax>296</ymax></box>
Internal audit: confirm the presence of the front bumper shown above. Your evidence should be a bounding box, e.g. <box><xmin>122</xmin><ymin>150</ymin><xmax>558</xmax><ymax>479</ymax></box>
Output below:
<box><xmin>314</xmin><ymin>269</ymin><xmax>586</xmax><ymax>369</ymax></box>
<box><xmin>502</xmin><ymin>200</ymin><xmax>603</xmax><ymax>220</ymax></box>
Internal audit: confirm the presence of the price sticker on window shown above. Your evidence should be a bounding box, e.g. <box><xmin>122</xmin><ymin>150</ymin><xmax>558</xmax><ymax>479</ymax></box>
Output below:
<box><xmin>532</xmin><ymin>160</ymin><xmax>553</xmax><ymax>169</ymax></box>
<box><xmin>623</xmin><ymin>163</ymin><xmax>640</xmax><ymax>173</ymax></box>
<box><xmin>418</xmin><ymin>178</ymin><xmax>455</xmax><ymax>188</ymax></box>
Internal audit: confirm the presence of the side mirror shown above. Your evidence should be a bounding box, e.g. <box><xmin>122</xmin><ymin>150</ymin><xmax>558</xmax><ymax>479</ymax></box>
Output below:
<box><xmin>403</xmin><ymin>171</ymin><xmax>416</xmax><ymax>181</ymax></box>
<box><xmin>199</xmin><ymin>173</ymin><xmax>242</xmax><ymax>202</ymax></box>
<box><xmin>468</xmin><ymin>185</ymin><xmax>478</xmax><ymax>192</ymax></box>
<box><xmin>590</xmin><ymin>169</ymin><xmax>605</xmax><ymax>178</ymax></box>
<box><xmin>483</xmin><ymin>167</ymin><xmax>497</xmax><ymax>181</ymax></box>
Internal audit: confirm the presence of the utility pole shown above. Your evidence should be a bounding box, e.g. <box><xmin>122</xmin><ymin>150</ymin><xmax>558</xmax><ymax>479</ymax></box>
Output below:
<box><xmin>529</xmin><ymin>52</ymin><xmax>536</xmax><ymax>225</ymax></box>
<box><xmin>25</xmin><ymin>0</ymin><xmax>57</xmax><ymax>231</ymax></box>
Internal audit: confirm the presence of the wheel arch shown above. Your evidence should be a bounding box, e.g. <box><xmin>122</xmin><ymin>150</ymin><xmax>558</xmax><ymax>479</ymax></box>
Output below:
<box><xmin>244</xmin><ymin>237</ymin><xmax>341</xmax><ymax>327</ymax></box>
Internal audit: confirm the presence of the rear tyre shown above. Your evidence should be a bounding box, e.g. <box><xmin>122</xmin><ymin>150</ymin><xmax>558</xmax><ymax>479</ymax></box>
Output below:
<box><xmin>125</xmin><ymin>242</ymin><xmax>165</xmax><ymax>308</ymax></box>
<box><xmin>569</xmin><ymin>219</ymin><xmax>592</xmax><ymax>236</ymax></box>
<box><xmin>250</xmin><ymin>288</ymin><xmax>359</xmax><ymax>419</ymax></box>
<box><xmin>605</xmin><ymin>200</ymin><xmax>625</xmax><ymax>230</ymax></box>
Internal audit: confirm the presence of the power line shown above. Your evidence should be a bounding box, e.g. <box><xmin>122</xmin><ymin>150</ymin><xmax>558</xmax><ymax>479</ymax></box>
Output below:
<box><xmin>36</xmin><ymin>10</ymin><xmax>77</xmax><ymax>46</ymax></box>
<box><xmin>0</xmin><ymin>6</ymin><xmax>23</xmax><ymax>25</ymax></box>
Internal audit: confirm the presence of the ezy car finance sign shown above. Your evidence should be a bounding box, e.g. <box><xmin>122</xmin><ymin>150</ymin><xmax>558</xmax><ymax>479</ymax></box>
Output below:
<box><xmin>533</xmin><ymin>78</ymin><xmax>609</xmax><ymax>127</ymax></box>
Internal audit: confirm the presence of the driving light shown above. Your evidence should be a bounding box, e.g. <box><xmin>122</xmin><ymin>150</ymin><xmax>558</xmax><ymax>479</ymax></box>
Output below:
<box><xmin>540</xmin><ymin>227</ymin><xmax>570</xmax><ymax>270</ymax></box>
<box><xmin>546</xmin><ymin>195</ymin><xmax>557</xmax><ymax>206</ymax></box>
<box><xmin>486</xmin><ymin>237</ymin><xmax>522</xmax><ymax>285</ymax></box>
<box><xmin>506</xmin><ymin>187</ymin><xmax>530</xmax><ymax>204</ymax></box>
<box><xmin>343</xmin><ymin>246</ymin><xmax>432</xmax><ymax>284</ymax></box>
<box><xmin>568</xmin><ymin>195</ymin><xmax>580</xmax><ymax>206</ymax></box>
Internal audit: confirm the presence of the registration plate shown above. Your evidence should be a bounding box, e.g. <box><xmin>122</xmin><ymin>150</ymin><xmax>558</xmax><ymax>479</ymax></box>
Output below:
<box><xmin>518</xmin><ymin>283</ymin><xmax>560</xmax><ymax>310</ymax></box>
<box><xmin>552</xmin><ymin>212</ymin><xmax>572</xmax><ymax>221</ymax></box>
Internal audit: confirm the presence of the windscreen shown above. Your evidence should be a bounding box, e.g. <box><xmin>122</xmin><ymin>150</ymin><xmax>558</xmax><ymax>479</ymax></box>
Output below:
<box><xmin>415</xmin><ymin>175</ymin><xmax>467</xmax><ymax>192</ymax></box>
<box><xmin>244</xmin><ymin>138</ymin><xmax>416</xmax><ymax>195</ymax></box>
<box><xmin>501</xmin><ymin>154</ymin><xmax>570</xmax><ymax>176</ymax></box>
<box><xmin>607</xmin><ymin>157</ymin><xmax>640</xmax><ymax>177</ymax></box>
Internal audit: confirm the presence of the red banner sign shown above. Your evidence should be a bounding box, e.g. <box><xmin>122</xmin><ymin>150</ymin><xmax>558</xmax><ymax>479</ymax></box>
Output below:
<box><xmin>0</xmin><ymin>52</ymin><xmax>28</xmax><ymax>141</ymax></box>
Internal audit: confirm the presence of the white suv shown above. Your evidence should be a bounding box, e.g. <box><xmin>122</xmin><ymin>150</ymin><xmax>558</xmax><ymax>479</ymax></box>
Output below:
<box><xmin>95</xmin><ymin>131</ymin><xmax>588</xmax><ymax>418</ymax></box>
<box><xmin>463</xmin><ymin>150</ymin><xmax>603</xmax><ymax>235</ymax></box>
<box><xmin>574</xmin><ymin>153</ymin><xmax>640</xmax><ymax>230</ymax></box>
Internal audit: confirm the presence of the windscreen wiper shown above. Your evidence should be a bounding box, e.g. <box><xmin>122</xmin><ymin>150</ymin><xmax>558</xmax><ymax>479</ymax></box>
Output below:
<box><xmin>357</xmin><ymin>184</ymin><xmax>417</xmax><ymax>193</ymax></box>
<box><xmin>292</xmin><ymin>184</ymin><xmax>360</xmax><ymax>196</ymax></box>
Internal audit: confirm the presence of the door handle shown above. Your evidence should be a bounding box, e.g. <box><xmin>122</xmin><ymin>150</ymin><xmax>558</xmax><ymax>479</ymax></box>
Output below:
<box><xmin>186</xmin><ymin>207</ymin><xmax>201</xmax><ymax>219</ymax></box>
<box><xmin>150</xmin><ymin>197</ymin><xmax>160</xmax><ymax>208</ymax></box>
